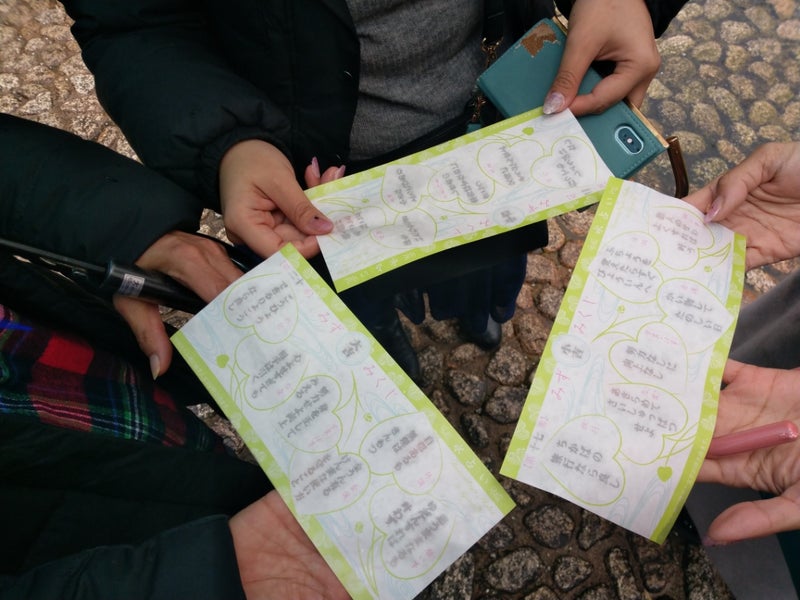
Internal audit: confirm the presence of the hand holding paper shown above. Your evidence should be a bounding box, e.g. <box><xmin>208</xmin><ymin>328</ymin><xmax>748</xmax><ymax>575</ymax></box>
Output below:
<box><xmin>699</xmin><ymin>360</ymin><xmax>800</xmax><ymax>544</ymax></box>
<box><xmin>219</xmin><ymin>139</ymin><xmax>334</xmax><ymax>259</ymax></box>
<box><xmin>172</xmin><ymin>245</ymin><xmax>513</xmax><ymax>600</ymax></box>
<box><xmin>683</xmin><ymin>141</ymin><xmax>800</xmax><ymax>270</ymax></box>
<box><xmin>502</xmin><ymin>178</ymin><xmax>745</xmax><ymax>542</ymax></box>
<box><xmin>309</xmin><ymin>109</ymin><xmax>612</xmax><ymax>292</ymax></box>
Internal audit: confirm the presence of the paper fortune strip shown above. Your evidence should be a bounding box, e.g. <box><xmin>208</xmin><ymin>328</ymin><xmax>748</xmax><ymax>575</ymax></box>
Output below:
<box><xmin>172</xmin><ymin>245</ymin><xmax>514</xmax><ymax>599</ymax></box>
<box><xmin>502</xmin><ymin>178</ymin><xmax>745</xmax><ymax>543</ymax></box>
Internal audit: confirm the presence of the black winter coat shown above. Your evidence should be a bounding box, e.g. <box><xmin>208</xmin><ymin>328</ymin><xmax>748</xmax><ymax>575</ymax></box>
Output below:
<box><xmin>0</xmin><ymin>113</ymin><xmax>211</xmax><ymax>402</ymax></box>
<box><xmin>0</xmin><ymin>115</ymin><xmax>270</xmax><ymax>599</ymax></box>
<box><xmin>63</xmin><ymin>0</ymin><xmax>361</xmax><ymax>208</ymax></box>
<box><xmin>60</xmin><ymin>0</ymin><xmax>688</xmax><ymax>208</ymax></box>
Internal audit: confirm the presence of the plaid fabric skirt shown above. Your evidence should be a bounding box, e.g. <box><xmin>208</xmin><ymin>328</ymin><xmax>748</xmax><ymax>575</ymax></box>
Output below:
<box><xmin>0</xmin><ymin>304</ymin><xmax>218</xmax><ymax>450</ymax></box>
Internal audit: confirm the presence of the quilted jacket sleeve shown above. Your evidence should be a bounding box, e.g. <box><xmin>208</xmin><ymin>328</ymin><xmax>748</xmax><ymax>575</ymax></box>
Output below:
<box><xmin>0</xmin><ymin>113</ymin><xmax>204</xmax><ymax>265</ymax></box>
<box><xmin>60</xmin><ymin>0</ymin><xmax>293</xmax><ymax>209</ymax></box>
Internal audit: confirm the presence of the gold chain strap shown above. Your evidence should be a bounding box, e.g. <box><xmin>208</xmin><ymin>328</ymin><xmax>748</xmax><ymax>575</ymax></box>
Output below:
<box><xmin>470</xmin><ymin>37</ymin><xmax>503</xmax><ymax>125</ymax></box>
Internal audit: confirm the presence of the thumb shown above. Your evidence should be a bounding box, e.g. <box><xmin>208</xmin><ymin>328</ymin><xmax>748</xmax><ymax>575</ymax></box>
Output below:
<box><xmin>705</xmin><ymin>493</ymin><xmax>800</xmax><ymax>545</ymax></box>
<box><xmin>703</xmin><ymin>174</ymin><xmax>750</xmax><ymax>224</ymax></box>
<box><xmin>542</xmin><ymin>67</ymin><xmax>584</xmax><ymax>116</ymax></box>
<box><xmin>113</xmin><ymin>296</ymin><xmax>173</xmax><ymax>378</ymax></box>
<box><xmin>270</xmin><ymin>163</ymin><xmax>333</xmax><ymax>237</ymax></box>
<box><xmin>542</xmin><ymin>35</ymin><xmax>596</xmax><ymax>115</ymax></box>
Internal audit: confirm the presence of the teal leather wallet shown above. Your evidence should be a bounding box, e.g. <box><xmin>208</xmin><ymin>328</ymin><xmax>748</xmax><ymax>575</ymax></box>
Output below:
<box><xmin>477</xmin><ymin>18</ymin><xmax>669</xmax><ymax>179</ymax></box>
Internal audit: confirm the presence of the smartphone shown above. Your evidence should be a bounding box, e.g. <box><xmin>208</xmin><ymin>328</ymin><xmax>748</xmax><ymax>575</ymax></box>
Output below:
<box><xmin>477</xmin><ymin>18</ymin><xmax>668</xmax><ymax>179</ymax></box>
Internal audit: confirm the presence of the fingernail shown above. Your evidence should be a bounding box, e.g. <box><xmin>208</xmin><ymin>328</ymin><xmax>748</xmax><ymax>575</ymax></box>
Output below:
<box><xmin>335</xmin><ymin>165</ymin><xmax>347</xmax><ymax>179</ymax></box>
<box><xmin>702</xmin><ymin>535</ymin><xmax>732</xmax><ymax>547</ymax></box>
<box><xmin>543</xmin><ymin>92</ymin><xmax>565</xmax><ymax>115</ymax></box>
<box><xmin>308</xmin><ymin>215</ymin><xmax>333</xmax><ymax>234</ymax></box>
<box><xmin>310</xmin><ymin>156</ymin><xmax>321</xmax><ymax>179</ymax></box>
<box><xmin>704</xmin><ymin>198</ymin><xmax>721</xmax><ymax>224</ymax></box>
<box><xmin>149</xmin><ymin>354</ymin><xmax>161</xmax><ymax>380</ymax></box>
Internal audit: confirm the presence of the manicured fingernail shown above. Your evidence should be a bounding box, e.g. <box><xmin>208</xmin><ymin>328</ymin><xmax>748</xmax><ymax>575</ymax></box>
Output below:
<box><xmin>335</xmin><ymin>165</ymin><xmax>347</xmax><ymax>179</ymax></box>
<box><xmin>310</xmin><ymin>156</ymin><xmax>321</xmax><ymax>179</ymax></box>
<box><xmin>704</xmin><ymin>198</ymin><xmax>721</xmax><ymax>223</ymax></box>
<box><xmin>149</xmin><ymin>354</ymin><xmax>160</xmax><ymax>380</ymax></box>
<box><xmin>702</xmin><ymin>535</ymin><xmax>732</xmax><ymax>547</ymax></box>
<box><xmin>308</xmin><ymin>215</ymin><xmax>333</xmax><ymax>234</ymax></box>
<box><xmin>543</xmin><ymin>92</ymin><xmax>565</xmax><ymax>114</ymax></box>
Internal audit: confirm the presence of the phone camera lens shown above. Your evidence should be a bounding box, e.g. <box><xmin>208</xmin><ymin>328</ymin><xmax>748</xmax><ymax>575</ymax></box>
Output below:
<box><xmin>615</xmin><ymin>126</ymin><xmax>644</xmax><ymax>154</ymax></box>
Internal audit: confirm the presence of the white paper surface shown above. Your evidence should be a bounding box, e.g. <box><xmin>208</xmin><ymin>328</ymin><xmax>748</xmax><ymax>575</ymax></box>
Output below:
<box><xmin>502</xmin><ymin>179</ymin><xmax>746</xmax><ymax>542</ymax></box>
<box><xmin>309</xmin><ymin>109</ymin><xmax>612</xmax><ymax>291</ymax></box>
<box><xmin>172</xmin><ymin>245</ymin><xmax>514</xmax><ymax>599</ymax></box>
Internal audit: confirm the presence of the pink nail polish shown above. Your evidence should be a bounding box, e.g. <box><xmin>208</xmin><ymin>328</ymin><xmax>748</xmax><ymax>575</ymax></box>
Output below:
<box><xmin>543</xmin><ymin>92</ymin><xmax>565</xmax><ymax>115</ymax></box>
<box><xmin>704</xmin><ymin>198</ymin><xmax>721</xmax><ymax>224</ymax></box>
<box><xmin>149</xmin><ymin>354</ymin><xmax>160</xmax><ymax>380</ymax></box>
<box><xmin>308</xmin><ymin>215</ymin><xmax>333</xmax><ymax>234</ymax></box>
<box><xmin>310</xmin><ymin>156</ymin><xmax>321</xmax><ymax>179</ymax></box>
<box><xmin>335</xmin><ymin>165</ymin><xmax>347</xmax><ymax>179</ymax></box>
<box><xmin>702</xmin><ymin>535</ymin><xmax>731</xmax><ymax>547</ymax></box>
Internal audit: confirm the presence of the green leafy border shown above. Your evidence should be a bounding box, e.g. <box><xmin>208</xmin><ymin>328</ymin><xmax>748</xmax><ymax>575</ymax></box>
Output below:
<box><xmin>500</xmin><ymin>178</ymin><xmax>746</xmax><ymax>543</ymax></box>
<box><xmin>172</xmin><ymin>244</ymin><xmax>514</xmax><ymax>599</ymax></box>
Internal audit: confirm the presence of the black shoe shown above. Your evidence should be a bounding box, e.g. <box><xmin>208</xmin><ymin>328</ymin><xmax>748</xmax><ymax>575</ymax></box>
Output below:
<box><xmin>459</xmin><ymin>315</ymin><xmax>502</xmax><ymax>351</ymax></box>
<box><xmin>369</xmin><ymin>312</ymin><xmax>421</xmax><ymax>381</ymax></box>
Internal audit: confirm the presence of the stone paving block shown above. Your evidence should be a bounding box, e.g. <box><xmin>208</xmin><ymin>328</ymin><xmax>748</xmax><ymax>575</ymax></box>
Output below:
<box><xmin>3</xmin><ymin>0</ymin><xmax>798</xmax><ymax>597</ymax></box>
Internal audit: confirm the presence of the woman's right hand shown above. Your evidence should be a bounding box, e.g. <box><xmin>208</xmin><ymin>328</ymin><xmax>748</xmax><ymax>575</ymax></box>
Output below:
<box><xmin>113</xmin><ymin>230</ymin><xmax>243</xmax><ymax>378</ymax></box>
<box><xmin>218</xmin><ymin>140</ymin><xmax>337</xmax><ymax>259</ymax></box>
<box><xmin>543</xmin><ymin>0</ymin><xmax>661</xmax><ymax>116</ymax></box>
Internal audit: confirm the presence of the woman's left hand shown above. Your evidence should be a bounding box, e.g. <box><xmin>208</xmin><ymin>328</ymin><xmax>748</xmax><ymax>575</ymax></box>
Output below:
<box><xmin>698</xmin><ymin>360</ymin><xmax>800</xmax><ymax>544</ymax></box>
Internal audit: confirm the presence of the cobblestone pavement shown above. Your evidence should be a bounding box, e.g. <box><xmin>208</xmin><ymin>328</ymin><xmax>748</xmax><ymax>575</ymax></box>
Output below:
<box><xmin>3</xmin><ymin>0</ymin><xmax>799</xmax><ymax>598</ymax></box>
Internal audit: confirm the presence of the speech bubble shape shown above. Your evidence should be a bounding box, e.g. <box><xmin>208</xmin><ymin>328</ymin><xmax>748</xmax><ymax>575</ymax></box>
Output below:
<box><xmin>289</xmin><ymin>449</ymin><xmax>370</xmax><ymax>515</ymax></box>
<box><xmin>332</xmin><ymin>331</ymin><xmax>372</xmax><ymax>366</ymax></box>
<box><xmin>272</xmin><ymin>375</ymin><xmax>343</xmax><ymax>452</ymax></box>
<box><xmin>657</xmin><ymin>278</ymin><xmax>734</xmax><ymax>353</ymax></box>
<box><xmin>543</xmin><ymin>415</ymin><xmax>625</xmax><ymax>505</ymax></box>
<box><xmin>551</xmin><ymin>334</ymin><xmax>591</xmax><ymax>368</ymax></box>
<box><xmin>370</xmin><ymin>486</ymin><xmax>453</xmax><ymax>579</ymax></box>
<box><xmin>609</xmin><ymin>323</ymin><xmax>688</xmax><ymax>390</ymax></box>
<box><xmin>532</xmin><ymin>136</ymin><xmax>600</xmax><ymax>189</ymax></box>
<box><xmin>370</xmin><ymin>210</ymin><xmax>437</xmax><ymax>250</ymax></box>
<box><xmin>381</xmin><ymin>164</ymin><xmax>436</xmax><ymax>212</ymax></box>
<box><xmin>360</xmin><ymin>413</ymin><xmax>442</xmax><ymax>493</ymax></box>
<box><xmin>427</xmin><ymin>158</ymin><xmax>495</xmax><ymax>208</ymax></box>
<box><xmin>224</xmin><ymin>274</ymin><xmax>298</xmax><ymax>343</ymax></box>
<box><xmin>603</xmin><ymin>382</ymin><xmax>688</xmax><ymax>464</ymax></box>
<box><xmin>648</xmin><ymin>206</ymin><xmax>713</xmax><ymax>270</ymax></box>
<box><xmin>591</xmin><ymin>233</ymin><xmax>662</xmax><ymax>303</ymax></box>
<box><xmin>321</xmin><ymin>205</ymin><xmax>389</xmax><ymax>243</ymax></box>
<box><xmin>476</xmin><ymin>139</ymin><xmax>544</xmax><ymax>188</ymax></box>
<box><xmin>235</xmin><ymin>335</ymin><xmax>309</xmax><ymax>409</ymax></box>
<box><xmin>490</xmin><ymin>205</ymin><xmax>526</xmax><ymax>228</ymax></box>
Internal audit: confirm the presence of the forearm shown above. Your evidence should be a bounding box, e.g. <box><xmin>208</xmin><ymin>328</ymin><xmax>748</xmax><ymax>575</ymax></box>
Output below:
<box><xmin>0</xmin><ymin>114</ymin><xmax>201</xmax><ymax>265</ymax></box>
<box><xmin>61</xmin><ymin>0</ymin><xmax>292</xmax><ymax>207</ymax></box>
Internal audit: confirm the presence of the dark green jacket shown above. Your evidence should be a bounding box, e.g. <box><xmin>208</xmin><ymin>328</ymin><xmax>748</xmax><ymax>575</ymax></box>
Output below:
<box><xmin>0</xmin><ymin>113</ymin><xmax>210</xmax><ymax>401</ymax></box>
<box><xmin>60</xmin><ymin>0</ymin><xmax>686</xmax><ymax>209</ymax></box>
<box><xmin>0</xmin><ymin>416</ymin><xmax>266</xmax><ymax>600</ymax></box>
<box><xmin>63</xmin><ymin>0</ymin><xmax>360</xmax><ymax>208</ymax></box>
<box><xmin>0</xmin><ymin>115</ymin><xmax>270</xmax><ymax>598</ymax></box>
